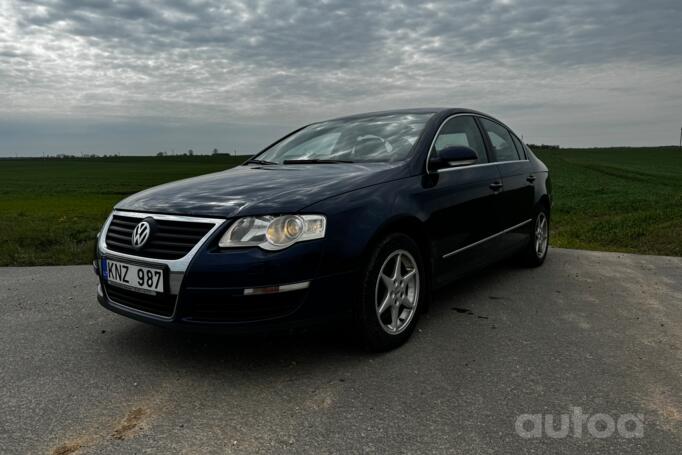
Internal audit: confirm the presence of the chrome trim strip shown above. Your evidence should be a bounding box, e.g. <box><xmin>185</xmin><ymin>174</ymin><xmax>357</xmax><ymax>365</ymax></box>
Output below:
<box><xmin>434</xmin><ymin>159</ymin><xmax>530</xmax><ymax>174</ymax></box>
<box><xmin>243</xmin><ymin>280</ymin><xmax>310</xmax><ymax>296</ymax></box>
<box><xmin>442</xmin><ymin>219</ymin><xmax>533</xmax><ymax>259</ymax></box>
<box><xmin>425</xmin><ymin>112</ymin><xmax>528</xmax><ymax>175</ymax></box>
<box><xmin>97</xmin><ymin>210</ymin><xmax>228</xmax><ymax>320</ymax></box>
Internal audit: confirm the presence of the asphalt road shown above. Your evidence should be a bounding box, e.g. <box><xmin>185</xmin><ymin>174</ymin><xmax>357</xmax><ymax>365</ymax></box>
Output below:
<box><xmin>1</xmin><ymin>248</ymin><xmax>681</xmax><ymax>454</ymax></box>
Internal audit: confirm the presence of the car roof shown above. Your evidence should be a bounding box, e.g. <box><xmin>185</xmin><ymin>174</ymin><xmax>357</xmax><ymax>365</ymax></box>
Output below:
<box><xmin>325</xmin><ymin>107</ymin><xmax>493</xmax><ymax>122</ymax></box>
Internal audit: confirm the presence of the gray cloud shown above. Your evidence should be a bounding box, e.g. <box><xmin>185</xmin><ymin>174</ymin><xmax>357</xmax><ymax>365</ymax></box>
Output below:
<box><xmin>1</xmin><ymin>0</ymin><xmax>681</xmax><ymax>155</ymax></box>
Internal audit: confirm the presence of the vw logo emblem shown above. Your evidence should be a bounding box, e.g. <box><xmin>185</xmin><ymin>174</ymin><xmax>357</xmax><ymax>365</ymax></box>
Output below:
<box><xmin>131</xmin><ymin>221</ymin><xmax>151</xmax><ymax>249</ymax></box>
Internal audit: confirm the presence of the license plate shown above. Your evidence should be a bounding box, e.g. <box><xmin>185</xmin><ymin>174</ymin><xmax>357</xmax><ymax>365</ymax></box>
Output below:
<box><xmin>103</xmin><ymin>258</ymin><xmax>164</xmax><ymax>294</ymax></box>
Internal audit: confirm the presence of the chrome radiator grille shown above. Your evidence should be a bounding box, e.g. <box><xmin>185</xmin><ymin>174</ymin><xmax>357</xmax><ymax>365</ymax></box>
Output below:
<box><xmin>105</xmin><ymin>214</ymin><xmax>214</xmax><ymax>260</ymax></box>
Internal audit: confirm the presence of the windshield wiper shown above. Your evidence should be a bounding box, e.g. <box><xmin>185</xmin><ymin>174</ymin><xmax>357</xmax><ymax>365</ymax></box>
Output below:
<box><xmin>245</xmin><ymin>158</ymin><xmax>279</xmax><ymax>165</ymax></box>
<box><xmin>282</xmin><ymin>159</ymin><xmax>355</xmax><ymax>164</ymax></box>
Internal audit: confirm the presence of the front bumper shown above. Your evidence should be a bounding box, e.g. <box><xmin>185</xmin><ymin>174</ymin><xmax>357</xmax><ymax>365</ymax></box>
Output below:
<box><xmin>95</xmin><ymin>211</ymin><xmax>357</xmax><ymax>331</ymax></box>
<box><xmin>97</xmin><ymin>271</ymin><xmax>356</xmax><ymax>332</ymax></box>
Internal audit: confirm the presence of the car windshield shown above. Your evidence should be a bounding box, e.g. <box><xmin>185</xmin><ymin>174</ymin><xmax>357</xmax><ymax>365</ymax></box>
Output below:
<box><xmin>254</xmin><ymin>113</ymin><xmax>433</xmax><ymax>164</ymax></box>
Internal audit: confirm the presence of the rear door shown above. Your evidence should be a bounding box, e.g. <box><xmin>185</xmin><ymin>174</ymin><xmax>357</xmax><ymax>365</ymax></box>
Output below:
<box><xmin>477</xmin><ymin>117</ymin><xmax>535</xmax><ymax>251</ymax></box>
<box><xmin>417</xmin><ymin>115</ymin><xmax>504</xmax><ymax>286</ymax></box>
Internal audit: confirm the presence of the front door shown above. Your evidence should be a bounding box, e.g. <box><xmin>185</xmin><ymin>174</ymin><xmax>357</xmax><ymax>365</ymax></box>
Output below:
<box><xmin>417</xmin><ymin>115</ymin><xmax>504</xmax><ymax>286</ymax></box>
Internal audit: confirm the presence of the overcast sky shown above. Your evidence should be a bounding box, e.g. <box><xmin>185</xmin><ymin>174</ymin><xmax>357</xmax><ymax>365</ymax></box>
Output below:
<box><xmin>1</xmin><ymin>0</ymin><xmax>681</xmax><ymax>156</ymax></box>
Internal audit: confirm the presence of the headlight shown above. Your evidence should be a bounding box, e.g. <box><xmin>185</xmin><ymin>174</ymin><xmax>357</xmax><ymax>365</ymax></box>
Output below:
<box><xmin>219</xmin><ymin>214</ymin><xmax>326</xmax><ymax>250</ymax></box>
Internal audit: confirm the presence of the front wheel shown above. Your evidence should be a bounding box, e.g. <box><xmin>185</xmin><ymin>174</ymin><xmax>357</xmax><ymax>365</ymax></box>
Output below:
<box><xmin>520</xmin><ymin>208</ymin><xmax>549</xmax><ymax>267</ymax></box>
<box><xmin>356</xmin><ymin>233</ymin><xmax>425</xmax><ymax>351</ymax></box>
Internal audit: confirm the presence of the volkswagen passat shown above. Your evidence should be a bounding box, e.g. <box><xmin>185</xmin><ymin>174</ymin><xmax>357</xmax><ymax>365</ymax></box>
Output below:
<box><xmin>95</xmin><ymin>108</ymin><xmax>551</xmax><ymax>350</ymax></box>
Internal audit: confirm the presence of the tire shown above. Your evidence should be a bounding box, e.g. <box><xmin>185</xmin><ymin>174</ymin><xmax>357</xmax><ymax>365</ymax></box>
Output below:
<box><xmin>355</xmin><ymin>233</ymin><xmax>425</xmax><ymax>351</ymax></box>
<box><xmin>520</xmin><ymin>207</ymin><xmax>550</xmax><ymax>267</ymax></box>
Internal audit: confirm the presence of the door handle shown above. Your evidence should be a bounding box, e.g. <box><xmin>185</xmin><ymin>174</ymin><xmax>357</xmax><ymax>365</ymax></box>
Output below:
<box><xmin>489</xmin><ymin>181</ymin><xmax>504</xmax><ymax>192</ymax></box>
<box><xmin>526</xmin><ymin>175</ymin><xmax>536</xmax><ymax>183</ymax></box>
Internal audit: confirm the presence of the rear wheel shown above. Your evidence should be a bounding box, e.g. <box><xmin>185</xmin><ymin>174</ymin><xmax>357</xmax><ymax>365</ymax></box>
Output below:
<box><xmin>356</xmin><ymin>233</ymin><xmax>424</xmax><ymax>351</ymax></box>
<box><xmin>520</xmin><ymin>207</ymin><xmax>549</xmax><ymax>267</ymax></box>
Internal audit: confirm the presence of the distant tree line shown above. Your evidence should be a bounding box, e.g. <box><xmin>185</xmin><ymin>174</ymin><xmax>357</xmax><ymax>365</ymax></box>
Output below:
<box><xmin>155</xmin><ymin>148</ymin><xmax>233</xmax><ymax>157</ymax></box>
<box><xmin>9</xmin><ymin>148</ymin><xmax>239</xmax><ymax>159</ymax></box>
<box><xmin>48</xmin><ymin>154</ymin><xmax>115</xmax><ymax>159</ymax></box>
<box><xmin>527</xmin><ymin>144</ymin><xmax>560</xmax><ymax>150</ymax></box>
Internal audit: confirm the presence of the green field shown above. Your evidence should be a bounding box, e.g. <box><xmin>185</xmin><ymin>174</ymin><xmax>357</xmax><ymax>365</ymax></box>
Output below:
<box><xmin>1</xmin><ymin>148</ymin><xmax>681</xmax><ymax>266</ymax></box>
<box><xmin>0</xmin><ymin>155</ymin><xmax>245</xmax><ymax>266</ymax></box>
<box><xmin>533</xmin><ymin>146</ymin><xmax>682</xmax><ymax>257</ymax></box>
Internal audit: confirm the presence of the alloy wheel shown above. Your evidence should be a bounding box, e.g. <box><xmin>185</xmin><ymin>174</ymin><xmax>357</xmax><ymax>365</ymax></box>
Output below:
<box><xmin>535</xmin><ymin>212</ymin><xmax>548</xmax><ymax>258</ymax></box>
<box><xmin>374</xmin><ymin>249</ymin><xmax>420</xmax><ymax>335</ymax></box>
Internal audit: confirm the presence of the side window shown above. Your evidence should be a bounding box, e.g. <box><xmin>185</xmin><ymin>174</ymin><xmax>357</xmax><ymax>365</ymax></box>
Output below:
<box><xmin>510</xmin><ymin>134</ymin><xmax>527</xmax><ymax>160</ymax></box>
<box><xmin>479</xmin><ymin>118</ymin><xmax>520</xmax><ymax>161</ymax></box>
<box><xmin>432</xmin><ymin>116</ymin><xmax>487</xmax><ymax>164</ymax></box>
<box><xmin>523</xmin><ymin>143</ymin><xmax>533</xmax><ymax>158</ymax></box>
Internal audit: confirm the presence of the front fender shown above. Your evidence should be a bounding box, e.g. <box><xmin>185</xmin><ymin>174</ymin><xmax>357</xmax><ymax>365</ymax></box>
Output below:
<box><xmin>303</xmin><ymin>177</ymin><xmax>423</xmax><ymax>276</ymax></box>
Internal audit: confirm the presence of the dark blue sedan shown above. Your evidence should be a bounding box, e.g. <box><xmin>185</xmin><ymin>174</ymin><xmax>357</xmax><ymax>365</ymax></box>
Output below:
<box><xmin>95</xmin><ymin>108</ymin><xmax>551</xmax><ymax>350</ymax></box>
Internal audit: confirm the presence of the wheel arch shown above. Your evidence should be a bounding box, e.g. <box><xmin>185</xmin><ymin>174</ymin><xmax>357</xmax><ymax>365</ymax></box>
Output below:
<box><xmin>362</xmin><ymin>215</ymin><xmax>433</xmax><ymax>311</ymax></box>
<box><xmin>537</xmin><ymin>193</ymin><xmax>551</xmax><ymax>219</ymax></box>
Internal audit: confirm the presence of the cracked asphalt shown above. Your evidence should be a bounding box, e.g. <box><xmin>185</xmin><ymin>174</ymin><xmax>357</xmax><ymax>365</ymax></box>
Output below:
<box><xmin>1</xmin><ymin>248</ymin><xmax>681</xmax><ymax>454</ymax></box>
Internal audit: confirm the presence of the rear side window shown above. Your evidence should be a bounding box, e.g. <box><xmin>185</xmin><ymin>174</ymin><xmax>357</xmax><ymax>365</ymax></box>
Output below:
<box><xmin>510</xmin><ymin>134</ymin><xmax>527</xmax><ymax>160</ymax></box>
<box><xmin>479</xmin><ymin>118</ymin><xmax>520</xmax><ymax>162</ymax></box>
<box><xmin>432</xmin><ymin>116</ymin><xmax>488</xmax><ymax>163</ymax></box>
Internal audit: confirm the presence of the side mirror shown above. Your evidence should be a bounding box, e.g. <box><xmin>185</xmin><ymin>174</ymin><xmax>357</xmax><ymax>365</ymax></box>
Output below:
<box><xmin>430</xmin><ymin>146</ymin><xmax>478</xmax><ymax>170</ymax></box>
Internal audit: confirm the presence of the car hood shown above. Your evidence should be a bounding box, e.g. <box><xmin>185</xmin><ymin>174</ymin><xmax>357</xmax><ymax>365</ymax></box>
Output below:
<box><xmin>115</xmin><ymin>162</ymin><xmax>408</xmax><ymax>218</ymax></box>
